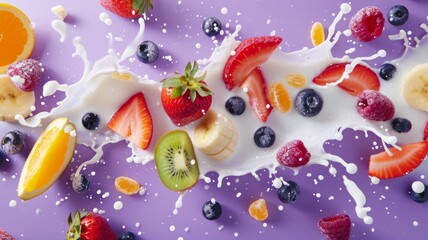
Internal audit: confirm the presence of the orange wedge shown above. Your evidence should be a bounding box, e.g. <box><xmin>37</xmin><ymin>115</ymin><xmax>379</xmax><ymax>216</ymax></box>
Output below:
<box><xmin>269</xmin><ymin>82</ymin><xmax>291</xmax><ymax>112</ymax></box>
<box><xmin>18</xmin><ymin>118</ymin><xmax>77</xmax><ymax>200</ymax></box>
<box><xmin>285</xmin><ymin>73</ymin><xmax>307</xmax><ymax>88</ymax></box>
<box><xmin>0</xmin><ymin>3</ymin><xmax>34</xmax><ymax>73</ymax></box>
<box><xmin>310</xmin><ymin>22</ymin><xmax>325</xmax><ymax>46</ymax></box>
<box><xmin>249</xmin><ymin>198</ymin><xmax>269</xmax><ymax>221</ymax></box>
<box><xmin>115</xmin><ymin>176</ymin><xmax>140</xmax><ymax>195</ymax></box>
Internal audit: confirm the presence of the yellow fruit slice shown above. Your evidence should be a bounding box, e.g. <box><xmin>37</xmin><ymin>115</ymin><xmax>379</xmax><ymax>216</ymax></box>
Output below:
<box><xmin>18</xmin><ymin>118</ymin><xmax>77</xmax><ymax>200</ymax></box>
<box><xmin>249</xmin><ymin>198</ymin><xmax>268</xmax><ymax>221</ymax></box>
<box><xmin>0</xmin><ymin>3</ymin><xmax>34</xmax><ymax>73</ymax></box>
<box><xmin>115</xmin><ymin>176</ymin><xmax>140</xmax><ymax>195</ymax></box>
<box><xmin>285</xmin><ymin>73</ymin><xmax>307</xmax><ymax>88</ymax></box>
<box><xmin>269</xmin><ymin>82</ymin><xmax>291</xmax><ymax>112</ymax></box>
<box><xmin>310</xmin><ymin>22</ymin><xmax>325</xmax><ymax>46</ymax></box>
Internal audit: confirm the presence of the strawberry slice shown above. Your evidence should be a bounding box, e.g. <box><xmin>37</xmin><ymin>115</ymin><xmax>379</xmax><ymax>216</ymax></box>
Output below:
<box><xmin>313</xmin><ymin>63</ymin><xmax>380</xmax><ymax>96</ymax></box>
<box><xmin>369</xmin><ymin>141</ymin><xmax>428</xmax><ymax>179</ymax></box>
<box><xmin>241</xmin><ymin>67</ymin><xmax>272</xmax><ymax>122</ymax></box>
<box><xmin>424</xmin><ymin>121</ymin><xmax>428</xmax><ymax>141</ymax></box>
<box><xmin>223</xmin><ymin>36</ymin><xmax>282</xmax><ymax>90</ymax></box>
<box><xmin>107</xmin><ymin>92</ymin><xmax>153</xmax><ymax>150</ymax></box>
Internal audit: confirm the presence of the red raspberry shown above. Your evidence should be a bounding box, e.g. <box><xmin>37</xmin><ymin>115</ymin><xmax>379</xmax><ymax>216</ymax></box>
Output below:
<box><xmin>318</xmin><ymin>214</ymin><xmax>351</xmax><ymax>240</ymax></box>
<box><xmin>357</xmin><ymin>90</ymin><xmax>395</xmax><ymax>121</ymax></box>
<box><xmin>349</xmin><ymin>6</ymin><xmax>385</xmax><ymax>42</ymax></box>
<box><xmin>0</xmin><ymin>228</ymin><xmax>15</xmax><ymax>240</ymax></box>
<box><xmin>276</xmin><ymin>140</ymin><xmax>311</xmax><ymax>167</ymax></box>
<box><xmin>7</xmin><ymin>58</ymin><xmax>43</xmax><ymax>92</ymax></box>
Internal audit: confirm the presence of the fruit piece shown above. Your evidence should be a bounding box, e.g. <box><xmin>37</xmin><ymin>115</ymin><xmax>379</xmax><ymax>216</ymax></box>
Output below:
<box><xmin>269</xmin><ymin>82</ymin><xmax>291</xmax><ymax>112</ymax></box>
<box><xmin>193</xmin><ymin>109</ymin><xmax>238</xmax><ymax>161</ymax></box>
<box><xmin>318</xmin><ymin>214</ymin><xmax>351</xmax><ymax>240</ymax></box>
<box><xmin>67</xmin><ymin>210</ymin><xmax>116</xmax><ymax>240</ymax></box>
<box><xmin>313</xmin><ymin>63</ymin><xmax>380</xmax><ymax>97</ymax></box>
<box><xmin>7</xmin><ymin>59</ymin><xmax>43</xmax><ymax>92</ymax></box>
<box><xmin>1</xmin><ymin>130</ymin><xmax>25</xmax><ymax>155</ymax></box>
<box><xmin>241</xmin><ymin>67</ymin><xmax>272</xmax><ymax>122</ymax></box>
<box><xmin>107</xmin><ymin>92</ymin><xmax>153</xmax><ymax>150</ymax></box>
<box><xmin>368</xmin><ymin>141</ymin><xmax>428</xmax><ymax>179</ymax></box>
<box><xmin>0</xmin><ymin>228</ymin><xmax>15</xmax><ymax>240</ymax></box>
<box><xmin>18</xmin><ymin>118</ymin><xmax>77</xmax><ymax>200</ymax></box>
<box><xmin>202</xmin><ymin>199</ymin><xmax>222</xmax><ymax>220</ymax></box>
<box><xmin>0</xmin><ymin>75</ymin><xmax>35</xmax><ymax>122</ymax></box>
<box><xmin>248</xmin><ymin>198</ymin><xmax>268</xmax><ymax>221</ymax></box>
<box><xmin>202</xmin><ymin>17</ymin><xmax>222</xmax><ymax>37</ymax></box>
<box><xmin>311</xmin><ymin>22</ymin><xmax>325</xmax><ymax>46</ymax></box>
<box><xmin>136</xmin><ymin>40</ymin><xmax>159</xmax><ymax>64</ymax></box>
<box><xmin>277</xmin><ymin>181</ymin><xmax>300</xmax><ymax>204</ymax></box>
<box><xmin>424</xmin><ymin>121</ymin><xmax>428</xmax><ymax>141</ymax></box>
<box><xmin>154</xmin><ymin>130</ymin><xmax>200</xmax><ymax>191</ymax></box>
<box><xmin>285</xmin><ymin>73</ymin><xmax>306</xmax><ymax>88</ymax></box>
<box><xmin>118</xmin><ymin>231</ymin><xmax>137</xmax><ymax>240</ymax></box>
<box><xmin>225</xmin><ymin>96</ymin><xmax>246</xmax><ymax>116</ymax></box>
<box><xmin>349</xmin><ymin>6</ymin><xmax>384</xmax><ymax>42</ymax></box>
<box><xmin>72</xmin><ymin>174</ymin><xmax>90</xmax><ymax>193</ymax></box>
<box><xmin>223</xmin><ymin>36</ymin><xmax>282</xmax><ymax>90</ymax></box>
<box><xmin>391</xmin><ymin>118</ymin><xmax>412</xmax><ymax>133</ymax></box>
<box><xmin>254</xmin><ymin>126</ymin><xmax>275</xmax><ymax>148</ymax></box>
<box><xmin>100</xmin><ymin>0</ymin><xmax>153</xmax><ymax>18</ymax></box>
<box><xmin>379</xmin><ymin>63</ymin><xmax>397</xmax><ymax>81</ymax></box>
<box><xmin>294</xmin><ymin>88</ymin><xmax>323</xmax><ymax>117</ymax></box>
<box><xmin>357</xmin><ymin>90</ymin><xmax>395</xmax><ymax>121</ymax></box>
<box><xmin>82</xmin><ymin>112</ymin><xmax>100</xmax><ymax>130</ymax></box>
<box><xmin>51</xmin><ymin>5</ymin><xmax>67</xmax><ymax>20</ymax></box>
<box><xmin>161</xmin><ymin>61</ymin><xmax>212</xmax><ymax>126</ymax></box>
<box><xmin>0</xmin><ymin>151</ymin><xmax>7</xmax><ymax>164</ymax></box>
<box><xmin>388</xmin><ymin>5</ymin><xmax>409</xmax><ymax>26</ymax></box>
<box><xmin>401</xmin><ymin>63</ymin><xmax>428</xmax><ymax>112</ymax></box>
<box><xmin>411</xmin><ymin>181</ymin><xmax>428</xmax><ymax>203</ymax></box>
<box><xmin>0</xmin><ymin>3</ymin><xmax>34</xmax><ymax>73</ymax></box>
<box><xmin>277</xmin><ymin>140</ymin><xmax>311</xmax><ymax>167</ymax></box>
<box><xmin>115</xmin><ymin>176</ymin><xmax>140</xmax><ymax>195</ymax></box>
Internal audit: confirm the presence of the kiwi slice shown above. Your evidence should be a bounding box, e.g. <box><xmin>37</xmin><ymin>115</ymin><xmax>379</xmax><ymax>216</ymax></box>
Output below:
<box><xmin>154</xmin><ymin>130</ymin><xmax>200</xmax><ymax>191</ymax></box>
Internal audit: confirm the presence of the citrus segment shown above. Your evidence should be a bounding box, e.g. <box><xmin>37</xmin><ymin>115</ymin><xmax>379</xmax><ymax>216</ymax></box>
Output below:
<box><xmin>311</xmin><ymin>22</ymin><xmax>325</xmax><ymax>46</ymax></box>
<box><xmin>285</xmin><ymin>73</ymin><xmax>307</xmax><ymax>88</ymax></box>
<box><xmin>115</xmin><ymin>176</ymin><xmax>140</xmax><ymax>195</ymax></box>
<box><xmin>249</xmin><ymin>198</ymin><xmax>268</xmax><ymax>221</ymax></box>
<box><xmin>269</xmin><ymin>82</ymin><xmax>291</xmax><ymax>112</ymax></box>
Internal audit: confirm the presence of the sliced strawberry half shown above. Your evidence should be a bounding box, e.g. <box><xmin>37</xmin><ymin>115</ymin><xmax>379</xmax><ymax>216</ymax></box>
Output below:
<box><xmin>369</xmin><ymin>141</ymin><xmax>428</xmax><ymax>179</ymax></box>
<box><xmin>313</xmin><ymin>63</ymin><xmax>380</xmax><ymax>97</ymax></box>
<box><xmin>241</xmin><ymin>67</ymin><xmax>272</xmax><ymax>122</ymax></box>
<box><xmin>424</xmin><ymin>121</ymin><xmax>428</xmax><ymax>141</ymax></box>
<box><xmin>223</xmin><ymin>36</ymin><xmax>282</xmax><ymax>90</ymax></box>
<box><xmin>107</xmin><ymin>92</ymin><xmax>153</xmax><ymax>150</ymax></box>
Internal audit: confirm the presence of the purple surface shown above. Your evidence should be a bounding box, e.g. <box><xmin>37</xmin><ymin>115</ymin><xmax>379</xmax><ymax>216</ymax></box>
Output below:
<box><xmin>1</xmin><ymin>0</ymin><xmax>428</xmax><ymax>239</ymax></box>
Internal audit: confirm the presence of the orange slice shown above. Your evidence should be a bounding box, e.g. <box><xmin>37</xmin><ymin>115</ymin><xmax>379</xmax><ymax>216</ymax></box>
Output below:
<box><xmin>269</xmin><ymin>82</ymin><xmax>291</xmax><ymax>112</ymax></box>
<box><xmin>115</xmin><ymin>176</ymin><xmax>140</xmax><ymax>195</ymax></box>
<box><xmin>0</xmin><ymin>3</ymin><xmax>34</xmax><ymax>73</ymax></box>
<box><xmin>285</xmin><ymin>73</ymin><xmax>307</xmax><ymax>88</ymax></box>
<box><xmin>249</xmin><ymin>198</ymin><xmax>268</xmax><ymax>221</ymax></box>
<box><xmin>311</xmin><ymin>22</ymin><xmax>325</xmax><ymax>46</ymax></box>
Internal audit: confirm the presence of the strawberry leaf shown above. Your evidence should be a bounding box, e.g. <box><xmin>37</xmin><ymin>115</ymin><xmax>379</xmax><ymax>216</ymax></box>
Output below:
<box><xmin>162</xmin><ymin>78</ymin><xmax>182</xmax><ymax>88</ymax></box>
<box><xmin>189</xmin><ymin>61</ymin><xmax>199</xmax><ymax>78</ymax></box>
<box><xmin>171</xmin><ymin>87</ymin><xmax>183</xmax><ymax>98</ymax></box>
<box><xmin>190</xmin><ymin>90</ymin><xmax>197</xmax><ymax>102</ymax></box>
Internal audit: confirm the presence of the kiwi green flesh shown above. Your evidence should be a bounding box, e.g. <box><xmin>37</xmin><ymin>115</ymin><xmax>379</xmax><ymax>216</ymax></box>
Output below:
<box><xmin>154</xmin><ymin>130</ymin><xmax>200</xmax><ymax>191</ymax></box>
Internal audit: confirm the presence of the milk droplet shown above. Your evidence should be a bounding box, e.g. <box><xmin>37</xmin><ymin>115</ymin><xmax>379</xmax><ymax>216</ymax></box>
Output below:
<box><xmin>113</xmin><ymin>201</ymin><xmax>123</xmax><ymax>210</ymax></box>
<box><xmin>221</xmin><ymin>7</ymin><xmax>228</xmax><ymax>14</ymax></box>
<box><xmin>412</xmin><ymin>181</ymin><xmax>425</xmax><ymax>194</ymax></box>
<box><xmin>9</xmin><ymin>200</ymin><xmax>17</xmax><ymax>208</ymax></box>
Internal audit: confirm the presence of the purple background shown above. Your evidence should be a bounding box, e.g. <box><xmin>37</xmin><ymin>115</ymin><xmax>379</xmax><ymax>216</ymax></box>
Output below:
<box><xmin>1</xmin><ymin>0</ymin><xmax>428</xmax><ymax>239</ymax></box>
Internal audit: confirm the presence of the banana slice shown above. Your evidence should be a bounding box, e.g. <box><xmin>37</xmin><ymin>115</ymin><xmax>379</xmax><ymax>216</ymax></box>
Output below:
<box><xmin>402</xmin><ymin>63</ymin><xmax>428</xmax><ymax>111</ymax></box>
<box><xmin>193</xmin><ymin>109</ymin><xmax>238</xmax><ymax>161</ymax></box>
<box><xmin>0</xmin><ymin>75</ymin><xmax>35</xmax><ymax>122</ymax></box>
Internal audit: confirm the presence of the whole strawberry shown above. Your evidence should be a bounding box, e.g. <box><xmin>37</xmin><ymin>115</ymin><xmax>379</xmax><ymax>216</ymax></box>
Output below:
<box><xmin>0</xmin><ymin>228</ymin><xmax>15</xmax><ymax>240</ymax></box>
<box><xmin>67</xmin><ymin>210</ymin><xmax>116</xmax><ymax>240</ymax></box>
<box><xmin>161</xmin><ymin>61</ymin><xmax>212</xmax><ymax>126</ymax></box>
<box><xmin>7</xmin><ymin>58</ymin><xmax>43</xmax><ymax>92</ymax></box>
<box><xmin>100</xmin><ymin>0</ymin><xmax>153</xmax><ymax>18</ymax></box>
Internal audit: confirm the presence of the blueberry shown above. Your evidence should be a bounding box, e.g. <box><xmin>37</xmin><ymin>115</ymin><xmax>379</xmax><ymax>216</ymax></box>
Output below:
<box><xmin>82</xmin><ymin>112</ymin><xmax>100</xmax><ymax>130</ymax></box>
<box><xmin>379</xmin><ymin>63</ymin><xmax>397</xmax><ymax>80</ymax></box>
<box><xmin>294</xmin><ymin>88</ymin><xmax>323</xmax><ymax>117</ymax></box>
<box><xmin>0</xmin><ymin>151</ymin><xmax>7</xmax><ymax>164</ymax></box>
<box><xmin>136</xmin><ymin>40</ymin><xmax>159</xmax><ymax>64</ymax></box>
<box><xmin>388</xmin><ymin>5</ymin><xmax>409</xmax><ymax>26</ymax></box>
<box><xmin>1</xmin><ymin>131</ymin><xmax>25</xmax><ymax>155</ymax></box>
<box><xmin>118</xmin><ymin>231</ymin><xmax>137</xmax><ymax>240</ymax></box>
<box><xmin>225</xmin><ymin>96</ymin><xmax>246</xmax><ymax>115</ymax></box>
<box><xmin>391</xmin><ymin>118</ymin><xmax>412</xmax><ymax>133</ymax></box>
<box><xmin>411</xmin><ymin>187</ymin><xmax>428</xmax><ymax>203</ymax></box>
<box><xmin>254</xmin><ymin>126</ymin><xmax>275</xmax><ymax>148</ymax></box>
<box><xmin>72</xmin><ymin>174</ymin><xmax>90</xmax><ymax>193</ymax></box>
<box><xmin>202</xmin><ymin>17</ymin><xmax>222</xmax><ymax>37</ymax></box>
<box><xmin>202</xmin><ymin>199</ymin><xmax>222</xmax><ymax>220</ymax></box>
<box><xmin>277</xmin><ymin>181</ymin><xmax>300</xmax><ymax>204</ymax></box>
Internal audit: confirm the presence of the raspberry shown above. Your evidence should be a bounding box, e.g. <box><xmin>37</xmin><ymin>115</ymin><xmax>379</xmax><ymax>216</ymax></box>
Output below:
<box><xmin>349</xmin><ymin>6</ymin><xmax>385</xmax><ymax>42</ymax></box>
<box><xmin>318</xmin><ymin>214</ymin><xmax>351</xmax><ymax>240</ymax></box>
<box><xmin>276</xmin><ymin>140</ymin><xmax>311</xmax><ymax>167</ymax></box>
<box><xmin>0</xmin><ymin>228</ymin><xmax>15</xmax><ymax>240</ymax></box>
<box><xmin>7</xmin><ymin>58</ymin><xmax>43</xmax><ymax>92</ymax></box>
<box><xmin>357</xmin><ymin>90</ymin><xmax>395</xmax><ymax>121</ymax></box>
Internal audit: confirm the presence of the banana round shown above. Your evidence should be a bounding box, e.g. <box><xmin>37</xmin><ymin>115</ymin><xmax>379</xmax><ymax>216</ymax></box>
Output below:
<box><xmin>0</xmin><ymin>75</ymin><xmax>35</xmax><ymax>121</ymax></box>
<box><xmin>402</xmin><ymin>63</ymin><xmax>428</xmax><ymax>112</ymax></box>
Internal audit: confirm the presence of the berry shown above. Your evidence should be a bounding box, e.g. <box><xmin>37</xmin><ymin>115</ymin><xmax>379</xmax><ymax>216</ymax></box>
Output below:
<box><xmin>136</xmin><ymin>40</ymin><xmax>159</xmax><ymax>64</ymax></box>
<box><xmin>1</xmin><ymin>131</ymin><xmax>25</xmax><ymax>155</ymax></box>
<box><xmin>411</xmin><ymin>181</ymin><xmax>428</xmax><ymax>203</ymax></box>
<box><xmin>388</xmin><ymin>5</ymin><xmax>409</xmax><ymax>26</ymax></box>
<box><xmin>225</xmin><ymin>96</ymin><xmax>246</xmax><ymax>115</ymax></box>
<box><xmin>349</xmin><ymin>6</ymin><xmax>384</xmax><ymax>42</ymax></box>
<box><xmin>118</xmin><ymin>231</ymin><xmax>137</xmax><ymax>240</ymax></box>
<box><xmin>0</xmin><ymin>151</ymin><xmax>7</xmax><ymax>164</ymax></box>
<box><xmin>82</xmin><ymin>112</ymin><xmax>100</xmax><ymax>130</ymax></box>
<box><xmin>379</xmin><ymin>63</ymin><xmax>397</xmax><ymax>80</ymax></box>
<box><xmin>202</xmin><ymin>17</ymin><xmax>222</xmax><ymax>37</ymax></box>
<box><xmin>294</xmin><ymin>88</ymin><xmax>323</xmax><ymax>117</ymax></box>
<box><xmin>241</xmin><ymin>68</ymin><xmax>272</xmax><ymax>122</ymax></box>
<box><xmin>277</xmin><ymin>181</ymin><xmax>300</xmax><ymax>204</ymax></box>
<box><xmin>202</xmin><ymin>199</ymin><xmax>222</xmax><ymax>220</ymax></box>
<box><xmin>0</xmin><ymin>228</ymin><xmax>15</xmax><ymax>240</ymax></box>
<box><xmin>277</xmin><ymin>140</ymin><xmax>311</xmax><ymax>167</ymax></box>
<box><xmin>357</xmin><ymin>90</ymin><xmax>395</xmax><ymax>121</ymax></box>
<box><xmin>67</xmin><ymin>210</ymin><xmax>117</xmax><ymax>240</ymax></box>
<box><xmin>7</xmin><ymin>58</ymin><xmax>43</xmax><ymax>92</ymax></box>
<box><xmin>391</xmin><ymin>118</ymin><xmax>412</xmax><ymax>133</ymax></box>
<box><xmin>100</xmin><ymin>0</ymin><xmax>153</xmax><ymax>18</ymax></box>
<box><xmin>72</xmin><ymin>174</ymin><xmax>90</xmax><ymax>193</ymax></box>
<box><xmin>254</xmin><ymin>126</ymin><xmax>275</xmax><ymax>148</ymax></box>
<box><xmin>318</xmin><ymin>214</ymin><xmax>351</xmax><ymax>240</ymax></box>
